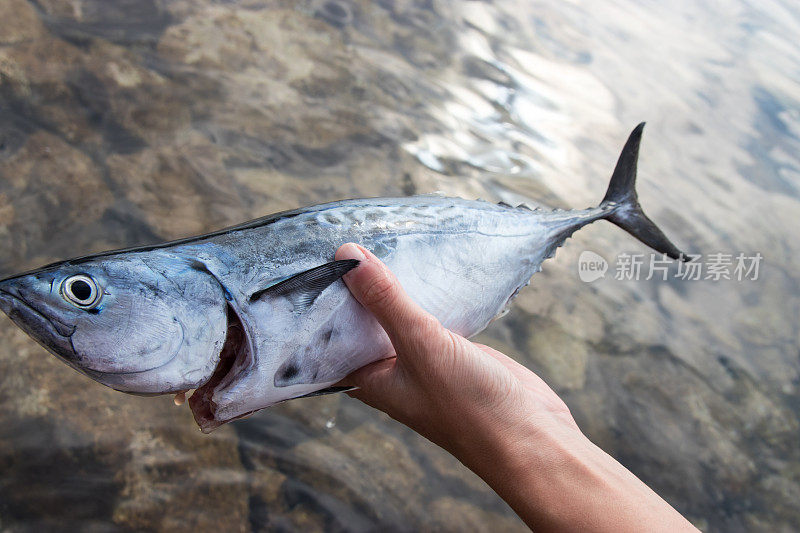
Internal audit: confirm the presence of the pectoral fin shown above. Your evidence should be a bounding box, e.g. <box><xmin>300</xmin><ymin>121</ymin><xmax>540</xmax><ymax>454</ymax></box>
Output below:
<box><xmin>292</xmin><ymin>386</ymin><xmax>358</xmax><ymax>399</ymax></box>
<box><xmin>249</xmin><ymin>259</ymin><xmax>359</xmax><ymax>312</ymax></box>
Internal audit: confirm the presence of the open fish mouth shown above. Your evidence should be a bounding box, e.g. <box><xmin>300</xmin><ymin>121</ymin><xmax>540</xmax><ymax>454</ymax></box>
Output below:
<box><xmin>189</xmin><ymin>303</ymin><xmax>254</xmax><ymax>432</ymax></box>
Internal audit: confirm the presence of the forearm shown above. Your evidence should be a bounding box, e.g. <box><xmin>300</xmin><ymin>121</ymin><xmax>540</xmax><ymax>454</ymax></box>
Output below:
<box><xmin>334</xmin><ymin>244</ymin><xmax>696</xmax><ymax>531</ymax></box>
<box><xmin>452</xmin><ymin>416</ymin><xmax>698</xmax><ymax>532</ymax></box>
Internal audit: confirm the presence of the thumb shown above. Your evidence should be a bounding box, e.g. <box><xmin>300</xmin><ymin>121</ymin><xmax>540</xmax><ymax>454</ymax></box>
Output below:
<box><xmin>335</xmin><ymin>243</ymin><xmax>448</xmax><ymax>358</ymax></box>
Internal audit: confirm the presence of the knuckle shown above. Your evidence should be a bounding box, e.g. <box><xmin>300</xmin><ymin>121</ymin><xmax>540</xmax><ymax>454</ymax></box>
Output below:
<box><xmin>360</xmin><ymin>272</ymin><xmax>397</xmax><ymax>309</ymax></box>
<box><xmin>407</xmin><ymin>313</ymin><xmax>458</xmax><ymax>359</ymax></box>
<box><xmin>415</xmin><ymin>312</ymin><xmax>443</xmax><ymax>338</ymax></box>
<box><xmin>441</xmin><ymin>329</ymin><xmax>462</xmax><ymax>355</ymax></box>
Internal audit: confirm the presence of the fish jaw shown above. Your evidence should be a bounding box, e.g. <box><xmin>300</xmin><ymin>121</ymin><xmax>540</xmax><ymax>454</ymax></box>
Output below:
<box><xmin>0</xmin><ymin>276</ymin><xmax>79</xmax><ymax>367</ymax></box>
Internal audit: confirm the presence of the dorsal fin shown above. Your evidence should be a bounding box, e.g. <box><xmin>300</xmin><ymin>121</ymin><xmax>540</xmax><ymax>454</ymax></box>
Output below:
<box><xmin>249</xmin><ymin>259</ymin><xmax>359</xmax><ymax>312</ymax></box>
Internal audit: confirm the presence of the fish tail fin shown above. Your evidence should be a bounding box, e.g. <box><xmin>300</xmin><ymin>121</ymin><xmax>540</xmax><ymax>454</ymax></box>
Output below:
<box><xmin>600</xmin><ymin>123</ymin><xmax>687</xmax><ymax>261</ymax></box>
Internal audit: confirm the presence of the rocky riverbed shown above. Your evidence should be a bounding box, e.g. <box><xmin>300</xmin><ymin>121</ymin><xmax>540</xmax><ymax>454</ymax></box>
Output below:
<box><xmin>1</xmin><ymin>1</ymin><xmax>798</xmax><ymax>531</ymax></box>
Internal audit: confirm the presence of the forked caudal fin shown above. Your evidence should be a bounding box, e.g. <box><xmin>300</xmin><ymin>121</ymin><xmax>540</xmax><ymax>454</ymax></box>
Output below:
<box><xmin>601</xmin><ymin>123</ymin><xmax>687</xmax><ymax>261</ymax></box>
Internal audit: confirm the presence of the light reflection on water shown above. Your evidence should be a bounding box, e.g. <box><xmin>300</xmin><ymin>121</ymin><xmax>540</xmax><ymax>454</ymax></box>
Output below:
<box><xmin>0</xmin><ymin>0</ymin><xmax>798</xmax><ymax>531</ymax></box>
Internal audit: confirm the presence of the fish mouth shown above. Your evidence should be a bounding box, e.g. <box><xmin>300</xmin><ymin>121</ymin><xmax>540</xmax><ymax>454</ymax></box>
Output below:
<box><xmin>188</xmin><ymin>303</ymin><xmax>253</xmax><ymax>432</ymax></box>
<box><xmin>0</xmin><ymin>289</ymin><xmax>76</xmax><ymax>337</ymax></box>
<box><xmin>0</xmin><ymin>288</ymin><xmax>187</xmax><ymax>382</ymax></box>
<box><xmin>0</xmin><ymin>288</ymin><xmax>78</xmax><ymax>361</ymax></box>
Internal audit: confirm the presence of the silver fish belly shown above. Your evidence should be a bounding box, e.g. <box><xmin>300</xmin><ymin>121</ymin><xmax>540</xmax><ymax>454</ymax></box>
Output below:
<box><xmin>0</xmin><ymin>124</ymin><xmax>687</xmax><ymax>431</ymax></box>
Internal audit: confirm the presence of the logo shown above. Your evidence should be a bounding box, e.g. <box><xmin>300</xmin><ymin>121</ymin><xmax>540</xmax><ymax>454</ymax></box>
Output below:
<box><xmin>578</xmin><ymin>251</ymin><xmax>608</xmax><ymax>282</ymax></box>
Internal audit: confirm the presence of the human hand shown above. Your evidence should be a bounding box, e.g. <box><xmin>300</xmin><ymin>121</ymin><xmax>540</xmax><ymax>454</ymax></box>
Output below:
<box><xmin>334</xmin><ymin>243</ymin><xmax>698</xmax><ymax>532</ymax></box>
<box><xmin>333</xmin><ymin>242</ymin><xmax>580</xmax><ymax>463</ymax></box>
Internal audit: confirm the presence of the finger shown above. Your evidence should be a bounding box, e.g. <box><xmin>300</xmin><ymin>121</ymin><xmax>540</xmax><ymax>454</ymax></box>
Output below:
<box><xmin>335</xmin><ymin>243</ymin><xmax>446</xmax><ymax>355</ymax></box>
<box><xmin>334</xmin><ymin>356</ymin><xmax>399</xmax><ymax>409</ymax></box>
<box><xmin>335</xmin><ymin>356</ymin><xmax>396</xmax><ymax>389</ymax></box>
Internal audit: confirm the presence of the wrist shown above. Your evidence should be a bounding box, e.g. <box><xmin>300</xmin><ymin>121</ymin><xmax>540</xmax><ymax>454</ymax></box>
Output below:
<box><xmin>449</xmin><ymin>403</ymin><xmax>585</xmax><ymax>492</ymax></box>
<box><xmin>455</xmin><ymin>412</ymin><xmax>696</xmax><ymax>532</ymax></box>
<box><xmin>467</xmin><ymin>415</ymin><xmax>603</xmax><ymax>528</ymax></box>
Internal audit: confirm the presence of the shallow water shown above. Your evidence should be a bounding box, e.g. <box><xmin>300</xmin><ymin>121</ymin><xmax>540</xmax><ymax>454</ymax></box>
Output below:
<box><xmin>0</xmin><ymin>0</ymin><xmax>798</xmax><ymax>531</ymax></box>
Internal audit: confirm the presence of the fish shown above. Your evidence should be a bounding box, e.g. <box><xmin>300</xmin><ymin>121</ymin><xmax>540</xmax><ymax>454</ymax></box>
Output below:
<box><xmin>0</xmin><ymin>123</ymin><xmax>686</xmax><ymax>432</ymax></box>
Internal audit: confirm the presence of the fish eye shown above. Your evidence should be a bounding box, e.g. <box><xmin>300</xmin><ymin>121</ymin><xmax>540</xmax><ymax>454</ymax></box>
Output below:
<box><xmin>61</xmin><ymin>274</ymin><xmax>101</xmax><ymax>309</ymax></box>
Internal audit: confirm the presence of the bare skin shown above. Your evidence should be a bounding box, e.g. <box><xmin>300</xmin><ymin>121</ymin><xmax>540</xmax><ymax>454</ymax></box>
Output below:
<box><xmin>335</xmin><ymin>243</ymin><xmax>698</xmax><ymax>532</ymax></box>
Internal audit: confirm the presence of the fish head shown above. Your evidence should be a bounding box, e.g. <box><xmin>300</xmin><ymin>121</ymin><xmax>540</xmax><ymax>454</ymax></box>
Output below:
<box><xmin>0</xmin><ymin>251</ymin><xmax>228</xmax><ymax>394</ymax></box>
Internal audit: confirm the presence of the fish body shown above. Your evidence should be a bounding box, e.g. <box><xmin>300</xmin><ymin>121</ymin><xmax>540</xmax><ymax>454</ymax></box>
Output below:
<box><xmin>0</xmin><ymin>124</ymin><xmax>686</xmax><ymax>431</ymax></box>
